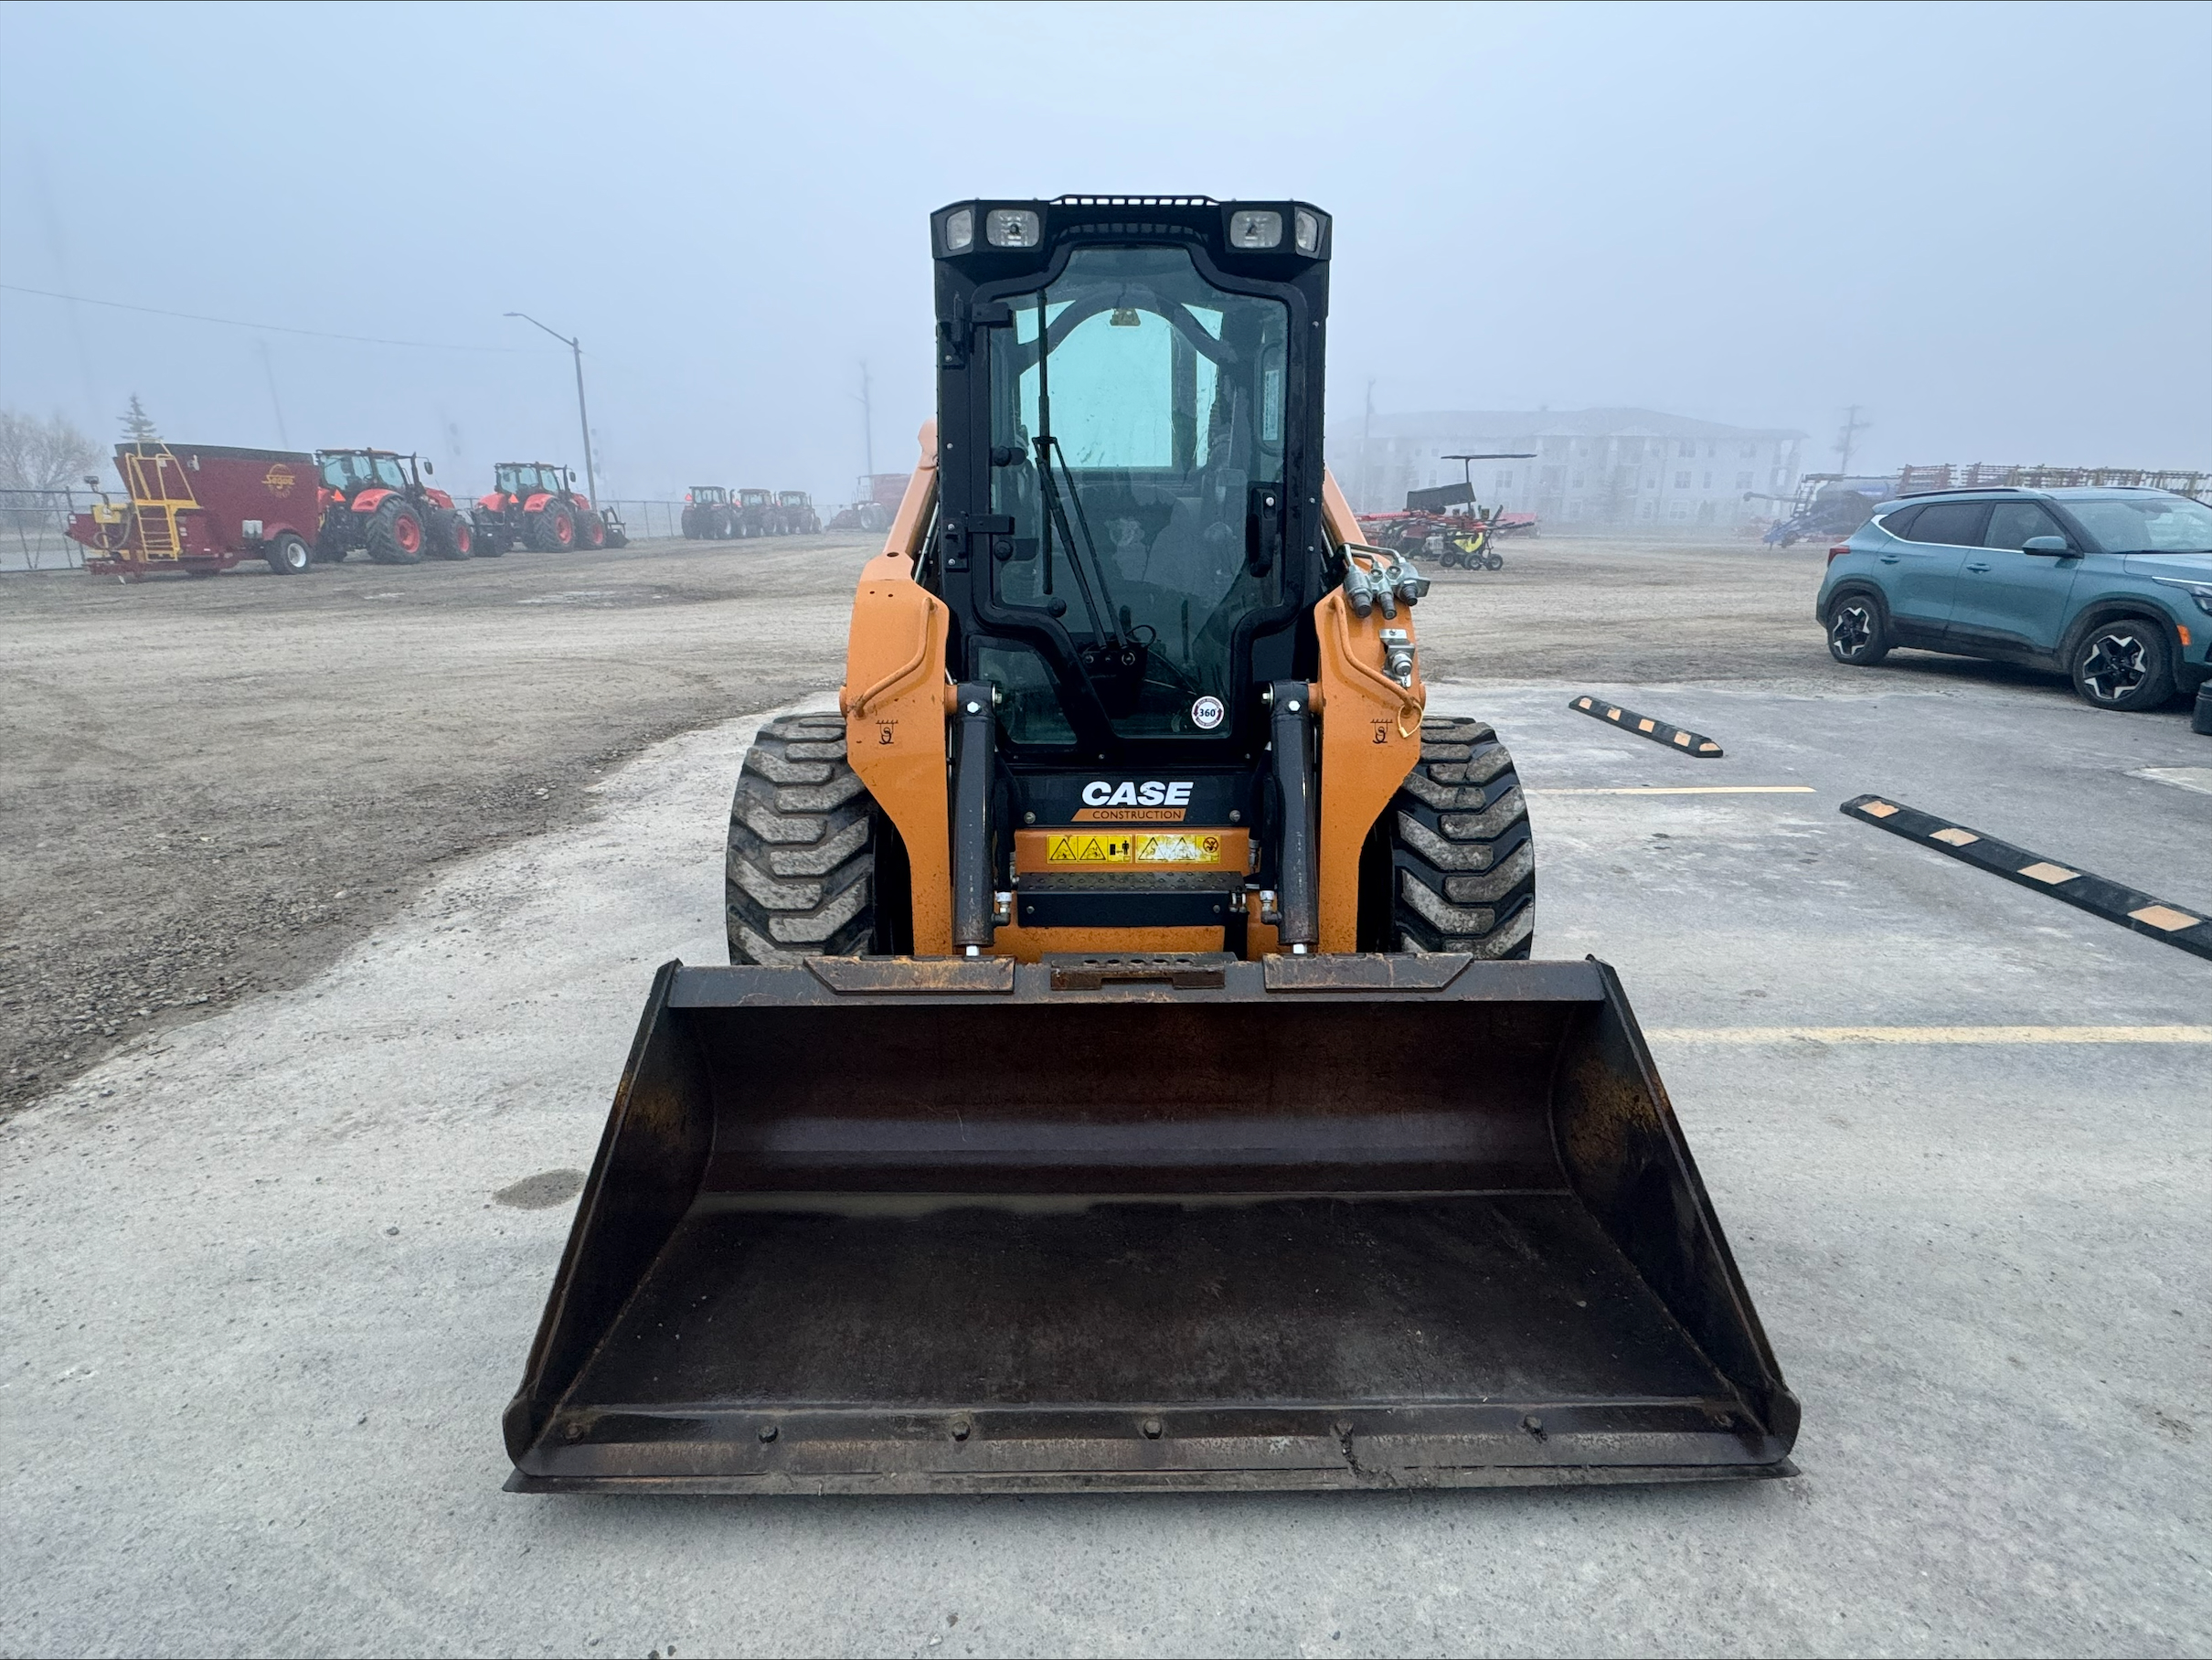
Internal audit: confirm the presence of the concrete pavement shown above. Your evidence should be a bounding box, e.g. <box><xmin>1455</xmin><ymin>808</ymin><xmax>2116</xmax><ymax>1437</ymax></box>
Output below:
<box><xmin>3</xmin><ymin>674</ymin><xmax>2207</xmax><ymax>1657</ymax></box>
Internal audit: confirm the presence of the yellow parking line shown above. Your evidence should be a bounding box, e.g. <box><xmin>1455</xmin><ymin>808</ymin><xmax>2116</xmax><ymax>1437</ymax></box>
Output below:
<box><xmin>1528</xmin><ymin>785</ymin><xmax>1817</xmax><ymax>796</ymax></box>
<box><xmin>1646</xmin><ymin>1025</ymin><xmax>2212</xmax><ymax>1044</ymax></box>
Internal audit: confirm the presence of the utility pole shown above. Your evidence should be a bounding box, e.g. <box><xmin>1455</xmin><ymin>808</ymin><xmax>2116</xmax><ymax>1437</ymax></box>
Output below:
<box><xmin>256</xmin><ymin>339</ymin><xmax>290</xmax><ymax>449</ymax></box>
<box><xmin>857</xmin><ymin>361</ymin><xmax>876</xmax><ymax>482</ymax></box>
<box><xmin>1362</xmin><ymin>378</ymin><xmax>1376</xmax><ymax>511</ymax></box>
<box><xmin>505</xmin><ymin>312</ymin><xmax>598</xmax><ymax>505</ymax></box>
<box><xmin>1835</xmin><ymin>405</ymin><xmax>1870</xmax><ymax>475</ymax></box>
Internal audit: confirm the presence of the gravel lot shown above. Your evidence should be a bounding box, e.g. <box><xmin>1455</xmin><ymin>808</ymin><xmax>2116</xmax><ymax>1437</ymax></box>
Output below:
<box><xmin>1</xmin><ymin>526</ymin><xmax>2071</xmax><ymax>1114</ymax></box>
<box><xmin>0</xmin><ymin>533</ymin><xmax>868</xmax><ymax>1112</ymax></box>
<box><xmin>3</xmin><ymin>527</ymin><xmax>2207</xmax><ymax>1656</ymax></box>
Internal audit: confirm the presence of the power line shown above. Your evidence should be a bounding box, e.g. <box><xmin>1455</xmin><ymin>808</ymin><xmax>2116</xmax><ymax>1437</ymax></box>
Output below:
<box><xmin>0</xmin><ymin>282</ymin><xmax>519</xmax><ymax>353</ymax></box>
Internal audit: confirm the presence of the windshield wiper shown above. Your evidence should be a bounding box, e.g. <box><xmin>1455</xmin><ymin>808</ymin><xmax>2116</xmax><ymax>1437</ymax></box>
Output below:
<box><xmin>1031</xmin><ymin>290</ymin><xmax>1124</xmax><ymax>650</ymax></box>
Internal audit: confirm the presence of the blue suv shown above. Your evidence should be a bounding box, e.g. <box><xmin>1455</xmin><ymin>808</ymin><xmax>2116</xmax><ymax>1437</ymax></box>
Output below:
<box><xmin>1818</xmin><ymin>487</ymin><xmax>2212</xmax><ymax>711</ymax></box>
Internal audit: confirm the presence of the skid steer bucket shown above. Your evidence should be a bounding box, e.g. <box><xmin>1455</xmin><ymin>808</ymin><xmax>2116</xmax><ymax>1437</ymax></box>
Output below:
<box><xmin>504</xmin><ymin>954</ymin><xmax>1798</xmax><ymax>1494</ymax></box>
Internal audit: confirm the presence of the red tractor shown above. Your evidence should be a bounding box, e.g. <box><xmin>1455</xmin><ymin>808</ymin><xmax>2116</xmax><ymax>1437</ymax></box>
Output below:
<box><xmin>473</xmin><ymin>462</ymin><xmax>626</xmax><ymax>553</ymax></box>
<box><xmin>774</xmin><ymin>490</ymin><xmax>821</xmax><ymax>534</ymax></box>
<box><xmin>732</xmin><ymin>487</ymin><xmax>776</xmax><ymax>537</ymax></box>
<box><xmin>681</xmin><ymin>485</ymin><xmax>736</xmax><ymax>539</ymax></box>
<box><xmin>314</xmin><ymin>450</ymin><xmax>473</xmax><ymax>564</ymax></box>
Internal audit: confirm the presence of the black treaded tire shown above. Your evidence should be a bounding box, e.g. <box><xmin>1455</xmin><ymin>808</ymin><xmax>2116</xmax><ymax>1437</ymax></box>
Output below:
<box><xmin>366</xmin><ymin>498</ymin><xmax>426</xmax><ymax>565</ymax></box>
<box><xmin>1825</xmin><ymin>589</ymin><xmax>1891</xmax><ymax>665</ymax></box>
<box><xmin>426</xmin><ymin>508</ymin><xmax>470</xmax><ymax>559</ymax></box>
<box><xmin>529</xmin><ymin>505</ymin><xmax>575</xmax><ymax>552</ymax></box>
<box><xmin>263</xmin><ymin>531</ymin><xmax>311</xmax><ymax>575</ymax></box>
<box><xmin>726</xmin><ymin>713</ymin><xmax>876</xmax><ymax>963</ymax></box>
<box><xmin>1384</xmin><ymin>716</ymin><xmax>1536</xmax><ymax>958</ymax></box>
<box><xmin>2069</xmin><ymin>616</ymin><xmax>2175</xmax><ymax>711</ymax></box>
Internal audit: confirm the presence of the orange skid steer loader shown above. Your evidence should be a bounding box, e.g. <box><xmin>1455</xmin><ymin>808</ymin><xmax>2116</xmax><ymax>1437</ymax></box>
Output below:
<box><xmin>504</xmin><ymin>197</ymin><xmax>1798</xmax><ymax>1495</ymax></box>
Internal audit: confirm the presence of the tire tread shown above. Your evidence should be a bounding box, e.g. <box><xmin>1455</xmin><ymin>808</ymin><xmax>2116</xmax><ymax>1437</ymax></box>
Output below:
<box><xmin>726</xmin><ymin>714</ymin><xmax>874</xmax><ymax>962</ymax></box>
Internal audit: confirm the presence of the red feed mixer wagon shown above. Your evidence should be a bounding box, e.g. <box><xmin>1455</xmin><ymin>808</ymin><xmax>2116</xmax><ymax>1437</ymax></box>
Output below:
<box><xmin>68</xmin><ymin>442</ymin><xmax>325</xmax><ymax>578</ymax></box>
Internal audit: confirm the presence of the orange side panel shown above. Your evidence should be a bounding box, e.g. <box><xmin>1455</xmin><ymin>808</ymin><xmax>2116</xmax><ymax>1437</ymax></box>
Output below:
<box><xmin>1312</xmin><ymin>466</ymin><xmax>1425</xmax><ymax>954</ymax></box>
<box><xmin>1321</xmin><ymin>467</ymin><xmax>1366</xmax><ymax>550</ymax></box>
<box><xmin>841</xmin><ymin>422</ymin><xmax>952</xmax><ymax>956</ymax></box>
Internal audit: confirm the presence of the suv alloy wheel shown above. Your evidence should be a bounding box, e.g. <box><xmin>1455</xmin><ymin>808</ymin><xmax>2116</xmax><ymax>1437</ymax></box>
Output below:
<box><xmin>1825</xmin><ymin>594</ymin><xmax>1890</xmax><ymax>665</ymax></box>
<box><xmin>2071</xmin><ymin>620</ymin><xmax>2174</xmax><ymax>710</ymax></box>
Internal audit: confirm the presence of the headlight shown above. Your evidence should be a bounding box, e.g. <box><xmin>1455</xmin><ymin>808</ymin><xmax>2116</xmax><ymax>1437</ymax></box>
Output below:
<box><xmin>1228</xmin><ymin>208</ymin><xmax>1282</xmax><ymax>249</ymax></box>
<box><xmin>985</xmin><ymin>208</ymin><xmax>1040</xmax><ymax>248</ymax></box>
<box><xmin>2154</xmin><ymin>577</ymin><xmax>2212</xmax><ymax>616</ymax></box>
<box><xmin>942</xmin><ymin>208</ymin><xmax>974</xmax><ymax>252</ymax></box>
<box><xmin>1294</xmin><ymin>209</ymin><xmax>1321</xmax><ymax>254</ymax></box>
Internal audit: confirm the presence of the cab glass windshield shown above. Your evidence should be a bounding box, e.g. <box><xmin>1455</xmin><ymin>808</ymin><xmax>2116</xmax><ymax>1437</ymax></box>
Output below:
<box><xmin>2068</xmin><ymin>494</ymin><xmax>2212</xmax><ymax>553</ymax></box>
<box><xmin>984</xmin><ymin>245</ymin><xmax>1289</xmax><ymax>742</ymax></box>
<box><xmin>319</xmin><ymin>453</ymin><xmax>408</xmax><ymax>490</ymax></box>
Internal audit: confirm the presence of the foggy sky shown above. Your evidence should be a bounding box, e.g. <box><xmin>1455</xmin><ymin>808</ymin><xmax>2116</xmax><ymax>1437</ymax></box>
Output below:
<box><xmin>2</xmin><ymin>0</ymin><xmax>2206</xmax><ymax>505</ymax></box>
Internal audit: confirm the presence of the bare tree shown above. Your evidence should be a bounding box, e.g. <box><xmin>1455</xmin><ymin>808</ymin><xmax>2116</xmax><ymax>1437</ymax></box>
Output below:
<box><xmin>0</xmin><ymin>410</ymin><xmax>101</xmax><ymax>495</ymax></box>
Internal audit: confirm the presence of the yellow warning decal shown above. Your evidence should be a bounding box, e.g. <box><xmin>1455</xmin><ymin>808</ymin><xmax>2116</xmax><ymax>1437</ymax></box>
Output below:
<box><xmin>1043</xmin><ymin>832</ymin><xmax>1228</xmax><ymax>867</ymax></box>
<box><xmin>1133</xmin><ymin>833</ymin><xmax>1225</xmax><ymax>865</ymax></box>
<box><xmin>1048</xmin><ymin>834</ymin><xmax>1134</xmax><ymax>864</ymax></box>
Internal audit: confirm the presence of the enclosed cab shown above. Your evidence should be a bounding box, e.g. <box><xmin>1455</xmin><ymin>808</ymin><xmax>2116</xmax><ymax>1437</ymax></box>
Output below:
<box><xmin>906</xmin><ymin>196</ymin><xmax>1424</xmax><ymax>957</ymax></box>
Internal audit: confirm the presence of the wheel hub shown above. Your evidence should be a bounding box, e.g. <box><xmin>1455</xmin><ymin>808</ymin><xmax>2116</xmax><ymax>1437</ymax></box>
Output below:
<box><xmin>2079</xmin><ymin>632</ymin><xmax>2145</xmax><ymax>700</ymax></box>
<box><xmin>1832</xmin><ymin>605</ymin><xmax>1872</xmax><ymax>654</ymax></box>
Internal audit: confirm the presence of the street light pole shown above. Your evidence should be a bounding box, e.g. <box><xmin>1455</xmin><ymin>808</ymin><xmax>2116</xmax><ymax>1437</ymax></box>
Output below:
<box><xmin>505</xmin><ymin>312</ymin><xmax>598</xmax><ymax>505</ymax></box>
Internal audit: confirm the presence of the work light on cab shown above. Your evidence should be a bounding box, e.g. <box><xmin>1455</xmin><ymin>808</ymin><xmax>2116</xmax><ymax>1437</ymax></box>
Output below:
<box><xmin>985</xmin><ymin>208</ymin><xmax>1041</xmax><ymax>248</ymax></box>
<box><xmin>1228</xmin><ymin>209</ymin><xmax>1282</xmax><ymax>249</ymax></box>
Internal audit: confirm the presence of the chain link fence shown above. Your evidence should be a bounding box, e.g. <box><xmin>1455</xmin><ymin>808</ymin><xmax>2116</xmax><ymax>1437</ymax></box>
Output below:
<box><xmin>0</xmin><ymin>487</ymin><xmax>95</xmax><ymax>571</ymax></box>
<box><xmin>0</xmin><ymin>492</ymin><xmax>710</xmax><ymax>570</ymax></box>
<box><xmin>597</xmin><ymin>500</ymin><xmax>687</xmax><ymax>541</ymax></box>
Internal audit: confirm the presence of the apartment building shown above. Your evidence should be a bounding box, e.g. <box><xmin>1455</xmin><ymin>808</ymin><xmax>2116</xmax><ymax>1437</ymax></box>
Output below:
<box><xmin>1339</xmin><ymin>408</ymin><xmax>1808</xmax><ymax>528</ymax></box>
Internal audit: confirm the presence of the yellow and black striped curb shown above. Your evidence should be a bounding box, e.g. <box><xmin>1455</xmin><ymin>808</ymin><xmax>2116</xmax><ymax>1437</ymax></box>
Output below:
<box><xmin>1843</xmin><ymin>794</ymin><xmax>2212</xmax><ymax>961</ymax></box>
<box><xmin>1569</xmin><ymin>696</ymin><xmax>1723</xmax><ymax>757</ymax></box>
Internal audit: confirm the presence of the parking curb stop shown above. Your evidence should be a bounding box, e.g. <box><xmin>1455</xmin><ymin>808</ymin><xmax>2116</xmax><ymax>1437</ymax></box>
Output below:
<box><xmin>1842</xmin><ymin>793</ymin><xmax>2212</xmax><ymax>960</ymax></box>
<box><xmin>1571</xmin><ymin>696</ymin><xmax>1724</xmax><ymax>758</ymax></box>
